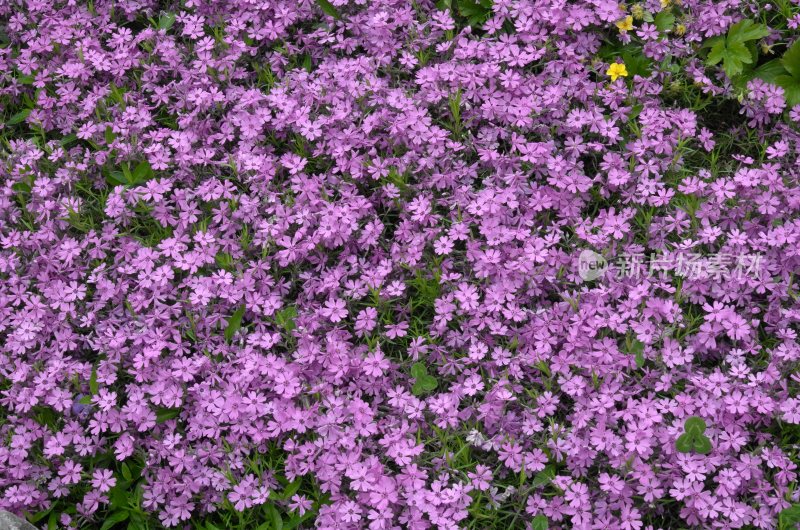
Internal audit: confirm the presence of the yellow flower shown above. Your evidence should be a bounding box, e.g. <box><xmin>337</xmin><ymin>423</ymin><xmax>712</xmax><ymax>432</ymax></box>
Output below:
<box><xmin>615</xmin><ymin>15</ymin><xmax>634</xmax><ymax>32</ymax></box>
<box><xmin>660</xmin><ymin>0</ymin><xmax>672</xmax><ymax>7</ymax></box>
<box><xmin>606</xmin><ymin>63</ymin><xmax>628</xmax><ymax>82</ymax></box>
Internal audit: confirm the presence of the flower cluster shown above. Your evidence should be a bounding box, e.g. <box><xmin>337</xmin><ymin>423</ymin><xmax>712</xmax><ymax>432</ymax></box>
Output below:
<box><xmin>1</xmin><ymin>0</ymin><xmax>800</xmax><ymax>529</ymax></box>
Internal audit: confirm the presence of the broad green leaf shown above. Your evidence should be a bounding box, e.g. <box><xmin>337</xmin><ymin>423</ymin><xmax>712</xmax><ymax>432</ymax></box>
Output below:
<box><xmin>100</xmin><ymin>511</ymin><xmax>129</xmax><ymax>530</ymax></box>
<box><xmin>675</xmin><ymin>433</ymin><xmax>693</xmax><ymax>453</ymax></box>
<box><xmin>727</xmin><ymin>19</ymin><xmax>769</xmax><ymax>45</ymax></box>
<box><xmin>774</xmin><ymin>75</ymin><xmax>800</xmax><ymax>107</ymax></box>
<box><xmin>779</xmin><ymin>505</ymin><xmax>800</xmax><ymax>530</ymax></box>
<box><xmin>316</xmin><ymin>0</ymin><xmax>341</xmax><ymax>19</ymax></box>
<box><xmin>7</xmin><ymin>108</ymin><xmax>31</xmax><ymax>125</ymax></box>
<box><xmin>782</xmin><ymin>39</ymin><xmax>800</xmax><ymax>78</ymax></box>
<box><xmin>410</xmin><ymin>362</ymin><xmax>428</xmax><ymax>379</ymax></box>
<box><xmin>225</xmin><ymin>305</ymin><xmax>246</xmax><ymax>343</ymax></box>
<box><xmin>158</xmin><ymin>12</ymin><xmax>176</xmax><ymax>30</ymax></box>
<box><xmin>457</xmin><ymin>0</ymin><xmax>493</xmax><ymax>26</ymax></box>
<box><xmin>131</xmin><ymin>161</ymin><xmax>153</xmax><ymax>185</ymax></box>
<box><xmin>706</xmin><ymin>37</ymin><xmax>726</xmax><ymax>65</ymax></box>
<box><xmin>684</xmin><ymin>416</ymin><xmax>706</xmax><ymax>435</ymax></box>
<box><xmin>531</xmin><ymin>465</ymin><xmax>555</xmax><ymax>488</ymax></box>
<box><xmin>753</xmin><ymin>59</ymin><xmax>788</xmax><ymax>84</ymax></box>
<box><xmin>654</xmin><ymin>10</ymin><xmax>675</xmax><ymax>32</ymax></box>
<box><xmin>719</xmin><ymin>41</ymin><xmax>753</xmax><ymax>77</ymax></box>
<box><xmin>532</xmin><ymin>515</ymin><xmax>548</xmax><ymax>530</ymax></box>
<box><xmin>634</xmin><ymin>349</ymin><xmax>645</xmax><ymax>369</ymax></box>
<box><xmin>693</xmin><ymin>434</ymin><xmax>713</xmax><ymax>455</ymax></box>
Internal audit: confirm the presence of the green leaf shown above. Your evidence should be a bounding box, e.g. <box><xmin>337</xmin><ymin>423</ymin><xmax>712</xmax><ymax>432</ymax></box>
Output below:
<box><xmin>693</xmin><ymin>434</ymin><xmax>713</xmax><ymax>455</ymax></box>
<box><xmin>121</xmin><ymin>463</ymin><xmax>132</xmax><ymax>482</ymax></box>
<box><xmin>675</xmin><ymin>433</ymin><xmax>694</xmax><ymax>453</ymax></box>
<box><xmin>775</xmin><ymin>74</ymin><xmax>800</xmax><ymax>107</ymax></box>
<box><xmin>280</xmin><ymin>478</ymin><xmax>302</xmax><ymax>500</ymax></box>
<box><xmin>90</xmin><ymin>366</ymin><xmax>99</xmax><ymax>395</ymax></box>
<box><xmin>727</xmin><ymin>19</ymin><xmax>770</xmax><ymax>45</ymax></box>
<box><xmin>316</xmin><ymin>0</ymin><xmax>341</xmax><ymax>19</ymax></box>
<box><xmin>7</xmin><ymin>108</ymin><xmax>31</xmax><ymax>125</ymax></box>
<box><xmin>634</xmin><ymin>349</ymin><xmax>645</xmax><ymax>369</ymax></box>
<box><xmin>158</xmin><ymin>12</ymin><xmax>176</xmax><ymax>30</ymax></box>
<box><xmin>276</xmin><ymin>305</ymin><xmax>298</xmax><ymax>332</ymax></box>
<box><xmin>100</xmin><ymin>511</ymin><xmax>129</xmax><ymax>530</ymax></box>
<box><xmin>752</xmin><ymin>59</ymin><xmax>788</xmax><ymax>84</ymax></box>
<box><xmin>457</xmin><ymin>0</ymin><xmax>493</xmax><ymax>26</ymax></box>
<box><xmin>782</xmin><ymin>39</ymin><xmax>800</xmax><ymax>78</ymax></box>
<box><xmin>532</xmin><ymin>515</ymin><xmax>549</xmax><ymax>530</ymax></box>
<box><xmin>60</xmin><ymin>133</ymin><xmax>78</xmax><ymax>147</ymax></box>
<box><xmin>531</xmin><ymin>465</ymin><xmax>556</xmax><ymax>488</ymax></box>
<box><xmin>155</xmin><ymin>407</ymin><xmax>180</xmax><ymax>423</ymax></box>
<box><xmin>410</xmin><ymin>362</ymin><xmax>428</xmax><ymax>379</ymax></box>
<box><xmin>268</xmin><ymin>504</ymin><xmax>283</xmax><ymax>530</ymax></box>
<box><xmin>225</xmin><ymin>305</ymin><xmax>246</xmax><ymax>343</ymax></box>
<box><xmin>779</xmin><ymin>505</ymin><xmax>800</xmax><ymax>530</ymax></box>
<box><xmin>131</xmin><ymin>161</ymin><xmax>153</xmax><ymax>185</ymax></box>
<box><xmin>412</xmin><ymin>373</ymin><xmax>438</xmax><ymax>395</ymax></box>
<box><xmin>79</xmin><ymin>395</ymin><xmax>92</xmax><ymax>405</ymax></box>
<box><xmin>684</xmin><ymin>416</ymin><xmax>706</xmax><ymax>435</ymax></box>
<box><xmin>654</xmin><ymin>10</ymin><xmax>675</xmax><ymax>32</ymax></box>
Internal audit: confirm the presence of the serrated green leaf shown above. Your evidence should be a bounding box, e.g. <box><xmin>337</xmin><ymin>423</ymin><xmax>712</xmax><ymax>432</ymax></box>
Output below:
<box><xmin>7</xmin><ymin>108</ymin><xmax>31</xmax><ymax>125</ymax></box>
<box><xmin>675</xmin><ymin>433</ymin><xmax>694</xmax><ymax>453</ymax></box>
<box><xmin>684</xmin><ymin>416</ymin><xmax>706</xmax><ymax>435</ymax></box>
<box><xmin>727</xmin><ymin>19</ymin><xmax>770</xmax><ymax>45</ymax></box>
<box><xmin>316</xmin><ymin>0</ymin><xmax>341</xmax><ymax>19</ymax></box>
<box><xmin>225</xmin><ymin>305</ymin><xmax>246</xmax><ymax>343</ymax></box>
<box><xmin>100</xmin><ymin>511</ymin><xmax>129</xmax><ymax>530</ymax></box>
<box><xmin>782</xmin><ymin>39</ymin><xmax>800</xmax><ymax>78</ymax></box>
<box><xmin>654</xmin><ymin>10</ymin><xmax>675</xmax><ymax>32</ymax></box>
<box><xmin>532</xmin><ymin>515</ymin><xmax>548</xmax><ymax>530</ymax></box>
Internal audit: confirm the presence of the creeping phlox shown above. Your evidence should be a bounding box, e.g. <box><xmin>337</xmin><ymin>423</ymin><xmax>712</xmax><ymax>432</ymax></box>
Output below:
<box><xmin>0</xmin><ymin>0</ymin><xmax>799</xmax><ymax>529</ymax></box>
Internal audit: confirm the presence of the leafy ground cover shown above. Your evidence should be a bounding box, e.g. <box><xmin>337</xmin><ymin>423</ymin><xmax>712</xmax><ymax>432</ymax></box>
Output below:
<box><xmin>2</xmin><ymin>0</ymin><xmax>800</xmax><ymax>528</ymax></box>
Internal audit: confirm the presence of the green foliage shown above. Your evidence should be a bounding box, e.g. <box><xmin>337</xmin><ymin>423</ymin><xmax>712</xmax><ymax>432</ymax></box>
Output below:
<box><xmin>773</xmin><ymin>39</ymin><xmax>800</xmax><ymax>106</ymax></box>
<box><xmin>675</xmin><ymin>416</ymin><xmax>713</xmax><ymax>454</ymax></box>
<box><xmin>224</xmin><ymin>305</ymin><xmax>246</xmax><ymax>343</ymax></box>
<box><xmin>706</xmin><ymin>19</ymin><xmax>770</xmax><ymax>77</ymax></box>
<box><xmin>532</xmin><ymin>515</ymin><xmax>549</xmax><ymax>530</ymax></box>
<box><xmin>410</xmin><ymin>362</ymin><xmax>438</xmax><ymax>395</ymax></box>
<box><xmin>316</xmin><ymin>0</ymin><xmax>341</xmax><ymax>19</ymax></box>
<box><xmin>275</xmin><ymin>305</ymin><xmax>298</xmax><ymax>332</ymax></box>
<box><xmin>779</xmin><ymin>504</ymin><xmax>800</xmax><ymax>530</ymax></box>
